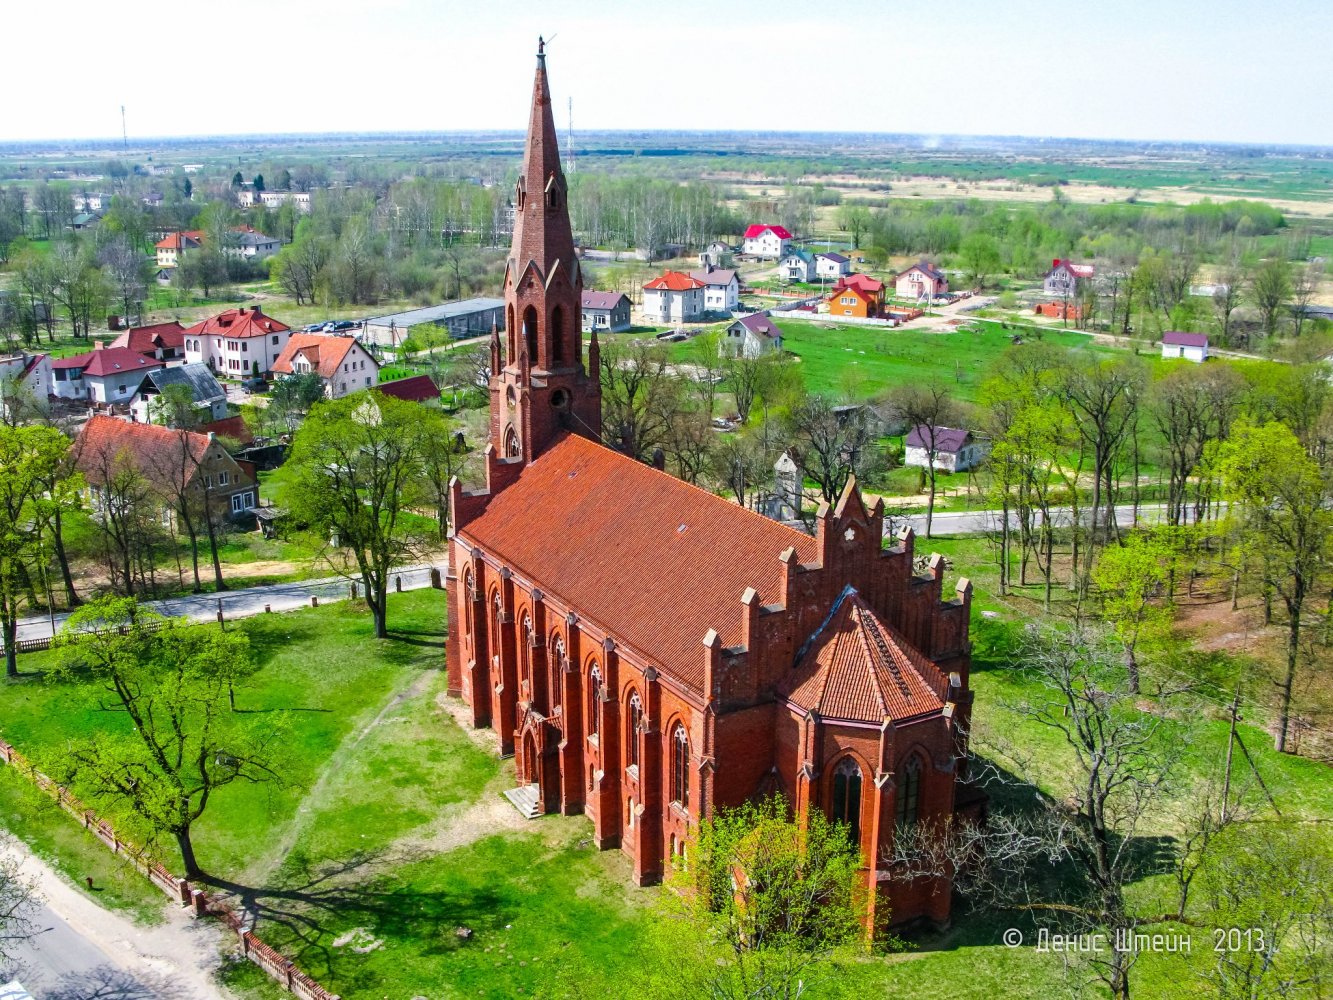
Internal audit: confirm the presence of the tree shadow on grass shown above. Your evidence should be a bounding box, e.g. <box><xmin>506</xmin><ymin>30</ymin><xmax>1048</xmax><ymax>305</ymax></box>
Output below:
<box><xmin>200</xmin><ymin>850</ymin><xmax>505</xmax><ymax>990</ymax></box>
<box><xmin>242</xmin><ymin>617</ymin><xmax>322</xmax><ymax>670</ymax></box>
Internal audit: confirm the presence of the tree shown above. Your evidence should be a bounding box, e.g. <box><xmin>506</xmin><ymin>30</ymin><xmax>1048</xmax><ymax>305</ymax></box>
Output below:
<box><xmin>1092</xmin><ymin>528</ymin><xmax>1177</xmax><ymax>693</ymax></box>
<box><xmin>419</xmin><ymin>411</ymin><xmax>474</xmax><ymax>540</ymax></box>
<box><xmin>1148</xmin><ymin>363</ymin><xmax>1244</xmax><ymax>526</ymax></box>
<box><xmin>1212</xmin><ymin>254</ymin><xmax>1246</xmax><ymax>347</ymax></box>
<box><xmin>0</xmin><ymin>424</ymin><xmax>71</xmax><ymax>677</ymax></box>
<box><xmin>231</xmin><ymin>171</ymin><xmax>244</xmax><ymax>190</ymax></box>
<box><xmin>1249</xmin><ymin>257</ymin><xmax>1292</xmax><ymax>340</ymax></box>
<box><xmin>98</xmin><ymin>234</ymin><xmax>149</xmax><ymax>323</ymax></box>
<box><xmin>710</xmin><ymin>432</ymin><xmax>769</xmax><ymax>510</ymax></box>
<box><xmin>270</xmin><ymin>233</ymin><xmax>328</xmax><ymax>306</ymax></box>
<box><xmin>669</xmin><ymin>796</ymin><xmax>868</xmax><ymax>1000</ymax></box>
<box><xmin>598</xmin><ymin>340</ymin><xmax>680</xmax><ymax>462</ymax></box>
<box><xmin>1216</xmin><ymin>422</ymin><xmax>1332</xmax><ymax>752</ymax></box>
<box><xmin>252</xmin><ymin>173</ymin><xmax>265</xmax><ymax>193</ymax></box>
<box><xmin>52</xmin><ymin>598</ymin><xmax>282</xmax><ymax>878</ymax></box>
<box><xmin>886</xmin><ymin>381</ymin><xmax>963</xmax><ymax>537</ymax></box>
<box><xmin>958</xmin><ymin>231</ymin><xmax>1002</xmax><ymax>289</ymax></box>
<box><xmin>788</xmin><ymin>395</ymin><xmax>884</xmax><ymax>507</ymax></box>
<box><xmin>835</xmin><ymin>204</ymin><xmax>871</xmax><ymax>249</ymax></box>
<box><xmin>1289</xmin><ymin>261</ymin><xmax>1320</xmax><ymax>338</ymax></box>
<box><xmin>268</xmin><ymin>371</ymin><xmax>326</xmax><ymax>431</ymax></box>
<box><xmin>687</xmin><ymin>330</ymin><xmax>727</xmax><ymax>421</ymax></box>
<box><xmin>286</xmin><ymin>393</ymin><xmax>435</xmax><ymax>637</ymax></box>
<box><xmin>0</xmin><ymin>834</ymin><xmax>39</xmax><ymax>962</ymax></box>
<box><xmin>50</xmin><ymin>241</ymin><xmax>108</xmax><ymax>339</ymax></box>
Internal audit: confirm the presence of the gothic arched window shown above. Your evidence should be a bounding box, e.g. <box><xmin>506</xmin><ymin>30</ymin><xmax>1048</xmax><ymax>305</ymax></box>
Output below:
<box><xmin>831</xmin><ymin>757</ymin><xmax>863</xmax><ymax>848</ymax></box>
<box><xmin>550</xmin><ymin>636</ymin><xmax>566</xmax><ymax>712</ymax></box>
<box><xmin>587</xmin><ymin>661</ymin><xmax>602</xmax><ymax>739</ymax></box>
<box><xmin>670</xmin><ymin>725</ymin><xmax>690</xmax><ymax>808</ymax></box>
<box><xmin>626</xmin><ymin>691</ymin><xmax>643</xmax><ymax>770</ymax></box>
<box><xmin>522</xmin><ymin>305</ymin><xmax>538</xmax><ymax>363</ymax></box>
<box><xmin>895</xmin><ymin>755</ymin><xmax>923</xmax><ymax>830</ymax></box>
<box><xmin>519</xmin><ymin>614</ymin><xmax>533</xmax><ymax>690</ymax></box>
<box><xmin>491</xmin><ymin>593</ymin><xmax>504</xmax><ymax>676</ymax></box>
<box><xmin>462</xmin><ymin>569</ymin><xmax>474</xmax><ymax>642</ymax></box>
<box><xmin>504</xmin><ymin>425</ymin><xmax>520</xmax><ymax>458</ymax></box>
<box><xmin>551</xmin><ymin>305</ymin><xmax>565</xmax><ymax>365</ymax></box>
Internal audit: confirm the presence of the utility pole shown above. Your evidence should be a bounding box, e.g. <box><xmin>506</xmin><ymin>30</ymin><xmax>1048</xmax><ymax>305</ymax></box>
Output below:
<box><xmin>121</xmin><ymin>105</ymin><xmax>128</xmax><ymax>150</ymax></box>
<box><xmin>1221</xmin><ymin>685</ymin><xmax>1240</xmax><ymax>823</ymax></box>
<box><xmin>567</xmin><ymin>97</ymin><xmax>575</xmax><ymax>175</ymax></box>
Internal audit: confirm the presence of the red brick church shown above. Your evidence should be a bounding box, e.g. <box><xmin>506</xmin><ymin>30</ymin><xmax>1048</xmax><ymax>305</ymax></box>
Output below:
<box><xmin>445</xmin><ymin>41</ymin><xmax>980</xmax><ymax>931</ymax></box>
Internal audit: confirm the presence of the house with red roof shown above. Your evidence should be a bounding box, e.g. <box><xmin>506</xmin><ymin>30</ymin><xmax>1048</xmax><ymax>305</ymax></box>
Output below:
<box><xmin>895</xmin><ymin>260</ymin><xmax>948</xmax><ymax>301</ymax></box>
<box><xmin>1160</xmin><ymin>330</ymin><xmax>1209</xmax><ymax>363</ymax></box>
<box><xmin>444</xmin><ymin>47</ymin><xmax>981</xmax><ymax>936</ymax></box>
<box><xmin>155</xmin><ymin>231</ymin><xmax>204</xmax><ymax>269</ymax></box>
<box><xmin>271</xmin><ymin>333</ymin><xmax>379</xmax><ymax>398</ymax></box>
<box><xmin>50</xmin><ymin>344</ymin><xmax>164</xmax><ymax>406</ymax></box>
<box><xmin>109</xmin><ymin>321</ymin><xmax>187</xmax><ymax>363</ymax></box>
<box><xmin>376</xmin><ymin>374</ymin><xmax>441</xmax><ymax>406</ymax></box>
<box><xmin>1043</xmin><ymin>258</ymin><xmax>1096</xmax><ymax>297</ymax></box>
<box><xmin>741</xmin><ymin>224</ymin><xmax>792</xmax><ymax>259</ymax></box>
<box><xmin>828</xmin><ymin>273</ymin><xmax>886</xmax><ymax>318</ymax></box>
<box><xmin>182</xmin><ymin>306</ymin><xmax>293</xmax><ymax>378</ymax></box>
<box><xmin>642</xmin><ymin>270</ymin><xmax>706</xmax><ymax>323</ymax></box>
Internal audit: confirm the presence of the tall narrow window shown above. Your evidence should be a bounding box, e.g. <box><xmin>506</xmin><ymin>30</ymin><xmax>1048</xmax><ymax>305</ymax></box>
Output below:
<box><xmin>895</xmin><ymin>755</ymin><xmax>922</xmax><ymax>829</ymax></box>
<box><xmin>462</xmin><ymin>570</ymin><xmax>473</xmax><ymax>643</ymax></box>
<box><xmin>831</xmin><ymin>757</ymin><xmax>863</xmax><ymax>848</ymax></box>
<box><xmin>671</xmin><ymin>725</ymin><xmax>690</xmax><ymax>807</ymax></box>
<box><xmin>551</xmin><ymin>305</ymin><xmax>565</xmax><ymax>365</ymax></box>
<box><xmin>523</xmin><ymin>306</ymin><xmax>538</xmax><ymax>363</ymax></box>
<box><xmin>587</xmin><ymin>662</ymin><xmax>602</xmax><ymax>739</ymax></box>
<box><xmin>550</xmin><ymin>636</ymin><xmax>566</xmax><ymax>712</ymax></box>
<box><xmin>626</xmin><ymin>692</ymin><xmax>643</xmax><ymax>770</ymax></box>
<box><xmin>519</xmin><ymin>614</ymin><xmax>533</xmax><ymax>692</ymax></box>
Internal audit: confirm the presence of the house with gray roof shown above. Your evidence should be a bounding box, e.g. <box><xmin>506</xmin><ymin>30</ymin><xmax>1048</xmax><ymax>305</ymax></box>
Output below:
<box><xmin>904</xmin><ymin>424</ymin><xmax>987</xmax><ymax>473</ymax></box>
<box><xmin>689</xmin><ymin>266</ymin><xmax>740</xmax><ymax>313</ymax></box>
<box><xmin>724</xmin><ymin>312</ymin><xmax>784</xmax><ymax>357</ymax></box>
<box><xmin>581</xmin><ymin>291</ymin><xmax>632</xmax><ymax>333</ymax></box>
<box><xmin>362</xmin><ymin>297</ymin><xmax>506</xmax><ymax>348</ymax></box>
<box><xmin>779</xmin><ymin>250</ymin><xmax>817</xmax><ymax>283</ymax></box>
<box><xmin>815</xmin><ymin>251</ymin><xmax>851</xmax><ymax>280</ymax></box>
<box><xmin>129</xmin><ymin>363</ymin><xmax>229</xmax><ymax>425</ymax></box>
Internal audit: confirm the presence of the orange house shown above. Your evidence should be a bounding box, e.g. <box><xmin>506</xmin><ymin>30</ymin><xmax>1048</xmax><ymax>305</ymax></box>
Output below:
<box><xmin>828</xmin><ymin>273</ymin><xmax>885</xmax><ymax>317</ymax></box>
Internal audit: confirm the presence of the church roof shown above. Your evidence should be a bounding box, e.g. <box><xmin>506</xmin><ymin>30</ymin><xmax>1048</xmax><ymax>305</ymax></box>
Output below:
<box><xmin>782</xmin><ymin>587</ymin><xmax>949</xmax><ymax>724</ymax></box>
<box><xmin>458</xmin><ymin>433</ymin><xmax>818</xmax><ymax>691</ymax></box>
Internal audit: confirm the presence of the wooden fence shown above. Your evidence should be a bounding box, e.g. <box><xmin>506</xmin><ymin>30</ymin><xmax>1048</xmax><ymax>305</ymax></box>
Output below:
<box><xmin>0</xmin><ymin>737</ymin><xmax>341</xmax><ymax>1000</ymax></box>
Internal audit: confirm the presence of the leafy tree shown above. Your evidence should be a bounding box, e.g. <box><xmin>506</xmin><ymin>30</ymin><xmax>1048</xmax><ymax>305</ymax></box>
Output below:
<box><xmin>419</xmin><ymin>410</ymin><xmax>473</xmax><ymax>540</ymax></box>
<box><xmin>1216</xmin><ymin>422</ymin><xmax>1332</xmax><ymax>751</ymax></box>
<box><xmin>286</xmin><ymin>393</ymin><xmax>435</xmax><ymax>637</ymax></box>
<box><xmin>269</xmin><ymin>371</ymin><xmax>326</xmax><ymax>430</ymax></box>
<box><xmin>669</xmin><ymin>796</ymin><xmax>868</xmax><ymax>1000</ymax></box>
<box><xmin>598</xmin><ymin>340</ymin><xmax>680</xmax><ymax>462</ymax></box>
<box><xmin>958</xmin><ymin>231</ymin><xmax>1002</xmax><ymax>289</ymax></box>
<box><xmin>230</xmin><ymin>171</ymin><xmax>244</xmax><ymax>190</ymax></box>
<box><xmin>0</xmin><ymin>424</ymin><xmax>72</xmax><ymax>677</ymax></box>
<box><xmin>52</xmin><ymin>598</ymin><xmax>282</xmax><ymax>878</ymax></box>
<box><xmin>252</xmin><ymin>173</ymin><xmax>265</xmax><ymax>193</ymax></box>
<box><xmin>1092</xmin><ymin>528</ymin><xmax>1177</xmax><ymax>692</ymax></box>
<box><xmin>1249</xmin><ymin>256</ymin><xmax>1292</xmax><ymax>339</ymax></box>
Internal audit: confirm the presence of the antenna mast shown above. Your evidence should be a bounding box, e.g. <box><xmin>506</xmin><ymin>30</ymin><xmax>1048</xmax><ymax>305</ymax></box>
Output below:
<box><xmin>567</xmin><ymin>96</ymin><xmax>575</xmax><ymax>175</ymax></box>
<box><xmin>121</xmin><ymin>105</ymin><xmax>128</xmax><ymax>150</ymax></box>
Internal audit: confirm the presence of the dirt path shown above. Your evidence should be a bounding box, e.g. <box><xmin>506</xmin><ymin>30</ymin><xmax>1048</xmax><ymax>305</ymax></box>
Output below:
<box><xmin>6</xmin><ymin>839</ymin><xmax>231</xmax><ymax>999</ymax></box>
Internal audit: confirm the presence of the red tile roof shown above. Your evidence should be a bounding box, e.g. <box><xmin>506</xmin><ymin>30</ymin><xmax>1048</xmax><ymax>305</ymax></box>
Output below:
<box><xmin>183</xmin><ymin>306</ymin><xmax>291</xmax><ymax>340</ymax></box>
<box><xmin>51</xmin><ymin>347</ymin><xmax>164</xmax><ymax>378</ymax></box>
<box><xmin>376</xmin><ymin>374</ymin><xmax>440</xmax><ymax>403</ymax></box>
<box><xmin>72</xmin><ymin>415</ymin><xmax>227</xmax><ymax>493</ymax></box>
<box><xmin>833</xmin><ymin>273</ymin><xmax>883</xmax><ymax>294</ymax></box>
<box><xmin>271</xmin><ymin>334</ymin><xmax>366</xmax><ymax>380</ymax></box>
<box><xmin>109</xmin><ymin>321</ymin><xmax>186</xmax><ymax>356</ymax></box>
<box><xmin>199</xmin><ymin>414</ymin><xmax>254</xmax><ymax>444</ymax></box>
<box><xmin>744</xmin><ymin>224</ymin><xmax>792</xmax><ymax>240</ymax></box>
<box><xmin>782</xmin><ymin>588</ymin><xmax>949</xmax><ymax>724</ymax></box>
<box><xmin>1047</xmin><ymin>258</ymin><xmax>1095</xmax><ymax>279</ymax></box>
<box><xmin>644</xmin><ymin>270</ymin><xmax>705</xmax><ymax>292</ymax></box>
<box><xmin>155</xmin><ymin>230</ymin><xmax>204</xmax><ymax>250</ymax></box>
<box><xmin>459</xmin><ymin>434</ymin><xmax>818</xmax><ymax>690</ymax></box>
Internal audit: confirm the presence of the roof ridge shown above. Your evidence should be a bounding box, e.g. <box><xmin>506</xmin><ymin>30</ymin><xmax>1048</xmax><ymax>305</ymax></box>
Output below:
<box><xmin>849</xmin><ymin>603</ymin><xmax>891</xmax><ymax>718</ymax></box>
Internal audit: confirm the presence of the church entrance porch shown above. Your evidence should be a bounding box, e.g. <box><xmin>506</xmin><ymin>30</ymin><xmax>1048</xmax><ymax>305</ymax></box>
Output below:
<box><xmin>502</xmin><ymin>782</ymin><xmax>542</xmax><ymax>819</ymax></box>
<box><xmin>512</xmin><ymin>712</ymin><xmax>563</xmax><ymax>817</ymax></box>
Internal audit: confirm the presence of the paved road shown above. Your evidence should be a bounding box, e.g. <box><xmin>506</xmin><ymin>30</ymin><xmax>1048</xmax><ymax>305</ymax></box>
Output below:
<box><xmin>883</xmin><ymin>502</ymin><xmax>1210</xmax><ymax>537</ymax></box>
<box><xmin>12</xmin><ymin>563</ymin><xmax>440</xmax><ymax>645</ymax></box>
<box><xmin>7</xmin><ymin>898</ymin><xmax>168</xmax><ymax>999</ymax></box>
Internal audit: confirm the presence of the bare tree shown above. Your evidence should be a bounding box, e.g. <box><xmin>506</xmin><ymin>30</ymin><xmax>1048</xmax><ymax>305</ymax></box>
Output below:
<box><xmin>598</xmin><ymin>340</ymin><xmax>680</xmax><ymax>462</ymax></box>
<box><xmin>1249</xmin><ymin>257</ymin><xmax>1292</xmax><ymax>340</ymax></box>
<box><xmin>98</xmin><ymin>234</ymin><xmax>148</xmax><ymax>323</ymax></box>
<box><xmin>885</xmin><ymin>381</ymin><xmax>963</xmax><ymax>537</ymax></box>
<box><xmin>1288</xmin><ymin>262</ymin><xmax>1320</xmax><ymax>338</ymax></box>
<box><xmin>0</xmin><ymin>834</ymin><xmax>39</xmax><ymax>963</ymax></box>
<box><xmin>788</xmin><ymin>394</ymin><xmax>885</xmax><ymax>507</ymax></box>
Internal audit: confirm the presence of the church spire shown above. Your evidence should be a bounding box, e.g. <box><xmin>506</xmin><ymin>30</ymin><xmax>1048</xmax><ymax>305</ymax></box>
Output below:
<box><xmin>512</xmin><ymin>36</ymin><xmax>575</xmax><ymax>278</ymax></box>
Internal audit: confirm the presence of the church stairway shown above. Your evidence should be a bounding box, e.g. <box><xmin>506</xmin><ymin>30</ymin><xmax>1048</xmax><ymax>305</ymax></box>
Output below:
<box><xmin>502</xmin><ymin>783</ymin><xmax>542</xmax><ymax>819</ymax></box>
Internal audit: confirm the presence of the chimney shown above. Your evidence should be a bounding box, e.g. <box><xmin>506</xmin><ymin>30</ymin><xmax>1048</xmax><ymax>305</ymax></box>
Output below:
<box><xmin>94</xmin><ymin>340</ymin><xmax>105</xmax><ymax>350</ymax></box>
<box><xmin>1053</xmin><ymin>258</ymin><xmax>1061</xmax><ymax>268</ymax></box>
<box><xmin>208</xmin><ymin>431</ymin><xmax>216</xmax><ymax>442</ymax></box>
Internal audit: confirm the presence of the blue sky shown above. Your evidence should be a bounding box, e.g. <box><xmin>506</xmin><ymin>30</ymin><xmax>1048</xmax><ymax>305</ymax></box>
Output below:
<box><xmin>7</xmin><ymin>0</ymin><xmax>1332</xmax><ymax>145</ymax></box>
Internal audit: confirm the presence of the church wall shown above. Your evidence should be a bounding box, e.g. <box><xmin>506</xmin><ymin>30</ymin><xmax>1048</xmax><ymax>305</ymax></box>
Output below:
<box><xmin>711</xmin><ymin>701</ymin><xmax>779</xmax><ymax>808</ymax></box>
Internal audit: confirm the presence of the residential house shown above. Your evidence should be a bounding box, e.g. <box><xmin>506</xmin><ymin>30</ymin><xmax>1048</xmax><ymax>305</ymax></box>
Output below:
<box><xmin>815</xmin><ymin>251</ymin><xmax>851</xmax><ymax>280</ymax></box>
<box><xmin>72</xmin><ymin>192</ymin><xmax>110</xmax><ymax>213</ymax></box>
<box><xmin>109</xmin><ymin>321</ymin><xmax>187</xmax><ymax>363</ymax></box>
<box><xmin>642</xmin><ymin>271</ymin><xmax>706</xmax><ymax>323</ymax></box>
<box><xmin>231</xmin><ymin>225</ymin><xmax>280</xmax><ymax>261</ymax></box>
<box><xmin>581</xmin><ymin>291</ymin><xmax>632</xmax><ymax>333</ymax></box>
<box><xmin>272</xmin><ymin>333</ymin><xmax>380</xmax><ymax>398</ymax></box>
<box><xmin>698</xmin><ymin>241</ymin><xmax>732</xmax><ymax>268</ymax></box>
<box><xmin>141</xmin><ymin>191</ymin><xmax>165</xmax><ymax>208</ymax></box>
<box><xmin>362</xmin><ymin>298</ymin><xmax>506</xmax><ymax>348</ymax></box>
<box><xmin>724</xmin><ymin>312</ymin><xmax>784</xmax><ymax>357</ymax></box>
<box><xmin>895</xmin><ymin>260</ymin><xmax>948</xmax><ymax>301</ymax></box>
<box><xmin>259</xmin><ymin>190</ymin><xmax>312</xmax><ymax>212</ymax></box>
<box><xmin>741</xmin><ymin>224</ymin><xmax>792</xmax><ymax>259</ymax></box>
<box><xmin>1160</xmin><ymin>331</ymin><xmax>1209</xmax><ymax>363</ymax></box>
<box><xmin>779</xmin><ymin>250</ymin><xmax>817</xmax><ymax>283</ymax></box>
<box><xmin>828</xmin><ymin>273</ymin><xmax>885</xmax><ymax>318</ymax></box>
<box><xmin>155</xmin><ymin>230</ymin><xmax>204</xmax><ymax>269</ymax></box>
<box><xmin>688</xmin><ymin>267</ymin><xmax>741</xmax><ymax>313</ymax></box>
<box><xmin>183</xmin><ymin>306</ymin><xmax>293</xmax><ymax>377</ymax></box>
<box><xmin>1043</xmin><ymin>259</ymin><xmax>1095</xmax><ymax>297</ymax></box>
<box><xmin>0</xmin><ymin>352</ymin><xmax>51</xmax><ymax>419</ymax></box>
<box><xmin>904</xmin><ymin>425</ymin><xmax>987</xmax><ymax>473</ymax></box>
<box><xmin>376</xmin><ymin>374</ymin><xmax>441</xmax><ymax>406</ymax></box>
<box><xmin>129</xmin><ymin>364</ymin><xmax>229</xmax><ymax>425</ymax></box>
<box><xmin>68</xmin><ymin>212</ymin><xmax>101</xmax><ymax>231</ymax></box>
<box><xmin>49</xmin><ymin>345</ymin><xmax>164</xmax><ymax>406</ymax></box>
<box><xmin>73</xmin><ymin>415</ymin><xmax>258</xmax><ymax>522</ymax></box>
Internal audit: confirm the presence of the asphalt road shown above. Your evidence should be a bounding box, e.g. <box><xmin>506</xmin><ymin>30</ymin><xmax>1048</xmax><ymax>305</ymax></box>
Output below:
<box><xmin>7</xmin><ymin>900</ymin><xmax>168</xmax><ymax>1000</ymax></box>
<box><xmin>13</xmin><ymin>563</ymin><xmax>440</xmax><ymax>645</ymax></box>
<box><xmin>883</xmin><ymin>502</ymin><xmax>1208</xmax><ymax>537</ymax></box>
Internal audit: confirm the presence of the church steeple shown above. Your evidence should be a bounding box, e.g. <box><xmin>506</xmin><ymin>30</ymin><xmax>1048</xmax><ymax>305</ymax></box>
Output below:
<box><xmin>488</xmin><ymin>40</ymin><xmax>601</xmax><ymax>479</ymax></box>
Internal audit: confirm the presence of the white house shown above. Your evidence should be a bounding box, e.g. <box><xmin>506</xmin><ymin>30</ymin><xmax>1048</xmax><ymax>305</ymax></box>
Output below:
<box><xmin>232</xmin><ymin>226</ymin><xmax>281</xmax><ymax>261</ymax></box>
<box><xmin>49</xmin><ymin>345</ymin><xmax>164</xmax><ymax>406</ymax></box>
<box><xmin>904</xmin><ymin>424</ymin><xmax>987</xmax><ymax>473</ymax></box>
<box><xmin>741</xmin><ymin>224</ymin><xmax>792</xmax><ymax>259</ymax></box>
<box><xmin>724</xmin><ymin>312</ymin><xmax>784</xmax><ymax>357</ymax></box>
<box><xmin>259</xmin><ymin>190</ymin><xmax>312</xmax><ymax>212</ymax></box>
<box><xmin>642</xmin><ymin>271</ymin><xmax>706</xmax><ymax>323</ymax></box>
<box><xmin>182</xmin><ymin>306</ymin><xmax>293</xmax><ymax>378</ymax></box>
<box><xmin>689</xmin><ymin>267</ymin><xmax>741</xmax><ymax>313</ymax></box>
<box><xmin>778</xmin><ymin>250</ymin><xmax>817</xmax><ymax>283</ymax></box>
<box><xmin>1043</xmin><ymin>259</ymin><xmax>1095</xmax><ymax>297</ymax></box>
<box><xmin>1160</xmin><ymin>331</ymin><xmax>1209</xmax><ymax>363</ymax></box>
<box><xmin>272</xmin><ymin>333</ymin><xmax>380</xmax><ymax>399</ymax></box>
<box><xmin>698</xmin><ymin>241</ymin><xmax>732</xmax><ymax>268</ymax></box>
<box><xmin>0</xmin><ymin>352</ymin><xmax>51</xmax><ymax>418</ymax></box>
<box><xmin>815</xmin><ymin>252</ymin><xmax>851</xmax><ymax>280</ymax></box>
<box><xmin>129</xmin><ymin>364</ymin><xmax>229</xmax><ymax>424</ymax></box>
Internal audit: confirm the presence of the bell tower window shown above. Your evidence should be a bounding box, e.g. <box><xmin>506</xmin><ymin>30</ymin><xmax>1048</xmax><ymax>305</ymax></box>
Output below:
<box><xmin>523</xmin><ymin>306</ymin><xmax>538</xmax><ymax>363</ymax></box>
<box><xmin>551</xmin><ymin>305</ymin><xmax>565</xmax><ymax>365</ymax></box>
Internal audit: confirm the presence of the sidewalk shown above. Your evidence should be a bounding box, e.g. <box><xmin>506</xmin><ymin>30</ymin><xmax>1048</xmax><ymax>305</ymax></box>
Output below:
<box><xmin>11</xmin><ymin>564</ymin><xmax>440</xmax><ymax>646</ymax></box>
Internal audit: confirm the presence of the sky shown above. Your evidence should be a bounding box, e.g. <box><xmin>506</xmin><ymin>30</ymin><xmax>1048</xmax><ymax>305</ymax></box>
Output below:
<box><xmin>6</xmin><ymin>0</ymin><xmax>1332</xmax><ymax>146</ymax></box>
